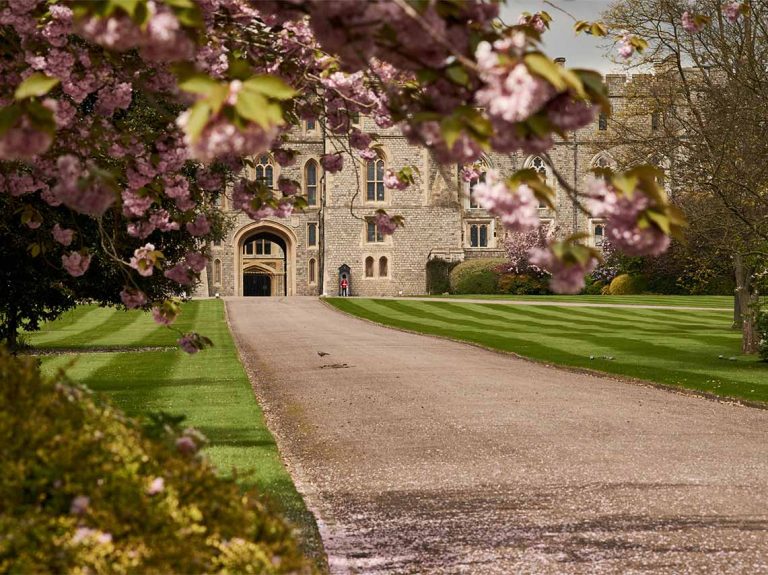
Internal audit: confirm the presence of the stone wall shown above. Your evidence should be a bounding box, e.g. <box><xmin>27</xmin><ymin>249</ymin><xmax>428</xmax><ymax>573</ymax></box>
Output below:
<box><xmin>207</xmin><ymin>74</ymin><xmax>635</xmax><ymax>296</ymax></box>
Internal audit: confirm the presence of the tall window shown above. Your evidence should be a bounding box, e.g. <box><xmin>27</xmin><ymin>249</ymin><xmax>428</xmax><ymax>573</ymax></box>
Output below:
<box><xmin>651</xmin><ymin>111</ymin><xmax>660</xmax><ymax>131</ymax></box>
<box><xmin>255</xmin><ymin>155</ymin><xmax>274</xmax><ymax>189</ymax></box>
<box><xmin>366</xmin><ymin>159</ymin><xmax>385</xmax><ymax>202</ymax></box>
<box><xmin>594</xmin><ymin>223</ymin><xmax>605</xmax><ymax>246</ymax></box>
<box><xmin>469</xmin><ymin>223</ymin><xmax>489</xmax><ymax>248</ymax></box>
<box><xmin>305</xmin><ymin>118</ymin><xmax>316</xmax><ymax>132</ymax></box>
<box><xmin>469</xmin><ymin>171</ymin><xmax>486</xmax><ymax>209</ymax></box>
<box><xmin>305</xmin><ymin>160</ymin><xmax>318</xmax><ymax>206</ymax></box>
<box><xmin>366</xmin><ymin>220</ymin><xmax>384</xmax><ymax>243</ymax></box>
<box><xmin>307</xmin><ymin>222</ymin><xmax>317</xmax><ymax>247</ymax></box>
<box><xmin>365</xmin><ymin>256</ymin><xmax>374</xmax><ymax>277</ymax></box>
<box><xmin>598</xmin><ymin>113</ymin><xmax>608</xmax><ymax>131</ymax></box>
<box><xmin>308</xmin><ymin>258</ymin><xmax>316</xmax><ymax>284</ymax></box>
<box><xmin>213</xmin><ymin>259</ymin><xmax>221</xmax><ymax>284</ymax></box>
<box><xmin>530</xmin><ymin>156</ymin><xmax>549</xmax><ymax>208</ymax></box>
<box><xmin>378</xmin><ymin>256</ymin><xmax>388</xmax><ymax>277</ymax></box>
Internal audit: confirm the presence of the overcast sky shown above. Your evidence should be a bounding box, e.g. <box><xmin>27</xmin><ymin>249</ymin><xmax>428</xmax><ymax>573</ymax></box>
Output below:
<box><xmin>499</xmin><ymin>0</ymin><xmax>621</xmax><ymax>72</ymax></box>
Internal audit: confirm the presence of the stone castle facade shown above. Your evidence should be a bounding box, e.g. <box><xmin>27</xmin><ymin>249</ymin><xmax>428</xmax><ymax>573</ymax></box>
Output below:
<box><xmin>205</xmin><ymin>75</ymin><xmax>634</xmax><ymax>298</ymax></box>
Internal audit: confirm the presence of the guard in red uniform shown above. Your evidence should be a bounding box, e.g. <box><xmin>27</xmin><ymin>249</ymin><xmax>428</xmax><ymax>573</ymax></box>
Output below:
<box><xmin>340</xmin><ymin>277</ymin><xmax>348</xmax><ymax>296</ymax></box>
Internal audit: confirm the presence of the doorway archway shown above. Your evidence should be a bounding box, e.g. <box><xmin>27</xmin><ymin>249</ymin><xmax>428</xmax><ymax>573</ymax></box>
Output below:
<box><xmin>234</xmin><ymin>221</ymin><xmax>297</xmax><ymax>296</ymax></box>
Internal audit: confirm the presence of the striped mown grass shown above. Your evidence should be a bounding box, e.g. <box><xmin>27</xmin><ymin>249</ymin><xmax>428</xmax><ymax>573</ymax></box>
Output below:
<box><xmin>327</xmin><ymin>298</ymin><xmax>767</xmax><ymax>404</ymax></box>
<box><xmin>418</xmin><ymin>294</ymin><xmax>733</xmax><ymax>309</ymax></box>
<box><xmin>30</xmin><ymin>301</ymin><xmax>325</xmax><ymax>567</ymax></box>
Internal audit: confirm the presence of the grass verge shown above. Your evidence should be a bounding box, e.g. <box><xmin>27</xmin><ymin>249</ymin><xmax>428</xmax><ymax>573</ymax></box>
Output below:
<box><xmin>326</xmin><ymin>297</ymin><xmax>767</xmax><ymax>405</ymax></box>
<box><xmin>30</xmin><ymin>300</ymin><xmax>326</xmax><ymax>570</ymax></box>
<box><xmin>416</xmin><ymin>294</ymin><xmax>733</xmax><ymax>309</ymax></box>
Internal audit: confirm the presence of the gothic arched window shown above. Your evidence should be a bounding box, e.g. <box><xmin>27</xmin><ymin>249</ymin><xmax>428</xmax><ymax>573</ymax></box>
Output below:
<box><xmin>378</xmin><ymin>256</ymin><xmax>388</xmax><ymax>277</ymax></box>
<box><xmin>305</xmin><ymin>160</ymin><xmax>318</xmax><ymax>206</ymax></box>
<box><xmin>365</xmin><ymin>256</ymin><xmax>374</xmax><ymax>277</ymax></box>
<box><xmin>213</xmin><ymin>259</ymin><xmax>222</xmax><ymax>284</ymax></box>
<box><xmin>366</xmin><ymin>159</ymin><xmax>385</xmax><ymax>202</ymax></box>
<box><xmin>255</xmin><ymin>155</ymin><xmax>274</xmax><ymax>189</ymax></box>
<box><xmin>529</xmin><ymin>156</ymin><xmax>549</xmax><ymax>208</ymax></box>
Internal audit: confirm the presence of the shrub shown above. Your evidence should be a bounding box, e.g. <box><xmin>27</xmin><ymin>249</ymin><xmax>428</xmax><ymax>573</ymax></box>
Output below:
<box><xmin>0</xmin><ymin>350</ymin><xmax>310</xmax><ymax>574</ymax></box>
<box><xmin>758</xmin><ymin>310</ymin><xmax>768</xmax><ymax>362</ymax></box>
<box><xmin>497</xmin><ymin>273</ymin><xmax>550</xmax><ymax>295</ymax></box>
<box><xmin>582</xmin><ymin>278</ymin><xmax>605</xmax><ymax>295</ymax></box>
<box><xmin>609</xmin><ymin>273</ymin><xmax>647</xmax><ymax>295</ymax></box>
<box><xmin>426</xmin><ymin>258</ymin><xmax>458</xmax><ymax>294</ymax></box>
<box><xmin>449</xmin><ymin>258</ymin><xmax>506</xmax><ymax>294</ymax></box>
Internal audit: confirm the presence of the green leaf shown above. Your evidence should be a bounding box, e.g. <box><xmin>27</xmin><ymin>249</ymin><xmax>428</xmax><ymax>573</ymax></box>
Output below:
<box><xmin>440</xmin><ymin>116</ymin><xmax>462</xmax><ymax>150</ymax></box>
<box><xmin>15</xmin><ymin>73</ymin><xmax>60</xmax><ymax>100</ymax></box>
<box><xmin>0</xmin><ymin>104</ymin><xmax>22</xmax><ymax>136</ymax></box>
<box><xmin>445</xmin><ymin>65</ymin><xmax>470</xmax><ymax>87</ymax></box>
<box><xmin>645</xmin><ymin>210</ymin><xmax>671</xmax><ymax>234</ymax></box>
<box><xmin>183</xmin><ymin>101</ymin><xmax>212</xmax><ymax>142</ymax></box>
<box><xmin>235</xmin><ymin>90</ymin><xmax>278</xmax><ymax>128</ymax></box>
<box><xmin>524</xmin><ymin>53</ymin><xmax>566</xmax><ymax>91</ymax></box>
<box><xmin>178</xmin><ymin>74</ymin><xmax>223</xmax><ymax>97</ymax></box>
<box><xmin>28</xmin><ymin>243</ymin><xmax>41</xmax><ymax>258</ymax></box>
<box><xmin>242</xmin><ymin>76</ymin><xmax>297</xmax><ymax>101</ymax></box>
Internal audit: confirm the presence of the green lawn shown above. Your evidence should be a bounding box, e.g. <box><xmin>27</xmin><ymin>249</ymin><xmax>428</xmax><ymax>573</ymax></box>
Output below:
<box><xmin>418</xmin><ymin>294</ymin><xmax>733</xmax><ymax>309</ymax></box>
<box><xmin>30</xmin><ymin>300</ymin><xmax>325</xmax><ymax>568</ymax></box>
<box><xmin>327</xmin><ymin>297</ymin><xmax>768</xmax><ymax>404</ymax></box>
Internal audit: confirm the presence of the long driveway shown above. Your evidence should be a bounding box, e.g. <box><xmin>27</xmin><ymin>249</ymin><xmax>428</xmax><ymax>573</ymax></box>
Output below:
<box><xmin>226</xmin><ymin>297</ymin><xmax>768</xmax><ymax>574</ymax></box>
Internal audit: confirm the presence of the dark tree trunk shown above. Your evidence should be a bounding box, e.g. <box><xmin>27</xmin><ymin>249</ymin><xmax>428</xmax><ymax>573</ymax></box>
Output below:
<box><xmin>734</xmin><ymin>253</ymin><xmax>759</xmax><ymax>354</ymax></box>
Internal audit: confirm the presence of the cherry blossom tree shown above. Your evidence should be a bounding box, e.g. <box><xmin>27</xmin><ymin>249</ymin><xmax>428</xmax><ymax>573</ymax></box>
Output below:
<box><xmin>0</xmin><ymin>0</ymin><xmax>699</xmax><ymax>350</ymax></box>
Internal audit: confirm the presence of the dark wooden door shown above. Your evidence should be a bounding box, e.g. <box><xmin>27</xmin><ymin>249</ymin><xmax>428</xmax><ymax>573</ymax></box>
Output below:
<box><xmin>244</xmin><ymin>273</ymin><xmax>271</xmax><ymax>296</ymax></box>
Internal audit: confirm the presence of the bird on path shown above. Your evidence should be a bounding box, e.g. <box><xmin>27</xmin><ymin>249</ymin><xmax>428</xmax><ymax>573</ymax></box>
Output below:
<box><xmin>317</xmin><ymin>351</ymin><xmax>330</xmax><ymax>357</ymax></box>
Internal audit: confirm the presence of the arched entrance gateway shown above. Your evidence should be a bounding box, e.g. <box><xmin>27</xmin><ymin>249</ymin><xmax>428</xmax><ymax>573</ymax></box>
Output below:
<box><xmin>233</xmin><ymin>222</ymin><xmax>297</xmax><ymax>296</ymax></box>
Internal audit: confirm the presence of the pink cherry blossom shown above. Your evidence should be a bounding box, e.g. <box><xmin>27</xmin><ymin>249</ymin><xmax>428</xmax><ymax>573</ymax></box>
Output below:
<box><xmin>176</xmin><ymin>435</ymin><xmax>197</xmax><ymax>454</ymax></box>
<box><xmin>52</xmin><ymin>223</ymin><xmax>74</xmax><ymax>246</ymax></box>
<box><xmin>147</xmin><ymin>477</ymin><xmax>165</xmax><ymax>495</ymax></box>
<box><xmin>151</xmin><ymin>305</ymin><xmax>175</xmax><ymax>326</ymax></box>
<box><xmin>471</xmin><ymin>170</ymin><xmax>540</xmax><ymax>232</ymax></box>
<box><xmin>71</xmin><ymin>527</ymin><xmax>112</xmax><ymax>546</ymax></box>
<box><xmin>61</xmin><ymin>252</ymin><xmax>91</xmax><ymax>277</ymax></box>
<box><xmin>69</xmin><ymin>495</ymin><xmax>90</xmax><ymax>515</ymax></box>
<box><xmin>374</xmin><ymin>211</ymin><xmax>398</xmax><ymax>235</ymax></box>
<box><xmin>184</xmin><ymin>252</ymin><xmax>207</xmax><ymax>273</ymax></box>
<box><xmin>186</xmin><ymin>214</ymin><xmax>210</xmax><ymax>236</ymax></box>
<box><xmin>164</xmin><ymin>263</ymin><xmax>193</xmax><ymax>285</ymax></box>
<box><xmin>320</xmin><ymin>153</ymin><xmax>344</xmax><ymax>173</ymax></box>
<box><xmin>278</xmin><ymin>178</ymin><xmax>299</xmax><ymax>196</ymax></box>
<box><xmin>0</xmin><ymin>118</ymin><xmax>53</xmax><ymax>160</ymax></box>
<box><xmin>682</xmin><ymin>11</ymin><xmax>705</xmax><ymax>33</ymax></box>
<box><xmin>383</xmin><ymin>169</ymin><xmax>408</xmax><ymax>190</ymax></box>
<box><xmin>616</xmin><ymin>34</ymin><xmax>635</xmax><ymax>59</ymax></box>
<box><xmin>178</xmin><ymin>334</ymin><xmax>199</xmax><ymax>354</ymax></box>
<box><xmin>529</xmin><ymin>246</ymin><xmax>599</xmax><ymax>295</ymax></box>
<box><xmin>122</xmin><ymin>190</ymin><xmax>153</xmax><ymax>217</ymax></box>
<box><xmin>723</xmin><ymin>2</ymin><xmax>742</xmax><ymax>23</ymax></box>
<box><xmin>273</xmin><ymin>148</ymin><xmax>296</xmax><ymax>166</ymax></box>
<box><xmin>178</xmin><ymin>113</ymin><xmax>279</xmax><ymax>163</ymax></box>
<box><xmin>119</xmin><ymin>287</ymin><xmax>147</xmax><ymax>309</ymax></box>
<box><xmin>129</xmin><ymin>244</ymin><xmax>157</xmax><ymax>277</ymax></box>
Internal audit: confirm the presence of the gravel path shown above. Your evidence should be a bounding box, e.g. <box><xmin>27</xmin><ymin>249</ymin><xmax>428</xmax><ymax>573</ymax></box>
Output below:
<box><xmin>227</xmin><ymin>297</ymin><xmax>768</xmax><ymax>575</ymax></box>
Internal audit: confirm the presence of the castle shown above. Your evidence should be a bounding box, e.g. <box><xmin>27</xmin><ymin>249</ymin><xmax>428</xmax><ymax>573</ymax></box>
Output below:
<box><xmin>204</xmin><ymin>74</ymin><xmax>635</xmax><ymax>297</ymax></box>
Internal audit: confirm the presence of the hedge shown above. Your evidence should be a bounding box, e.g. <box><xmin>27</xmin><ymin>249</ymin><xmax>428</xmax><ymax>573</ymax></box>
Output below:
<box><xmin>449</xmin><ymin>258</ymin><xmax>506</xmax><ymax>294</ymax></box>
<box><xmin>0</xmin><ymin>349</ymin><xmax>311</xmax><ymax>574</ymax></box>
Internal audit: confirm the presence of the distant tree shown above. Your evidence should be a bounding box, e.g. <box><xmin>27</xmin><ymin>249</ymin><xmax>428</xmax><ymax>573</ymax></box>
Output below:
<box><xmin>604</xmin><ymin>0</ymin><xmax>768</xmax><ymax>351</ymax></box>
